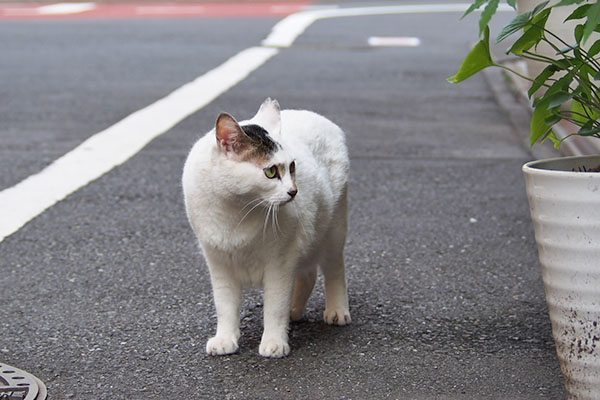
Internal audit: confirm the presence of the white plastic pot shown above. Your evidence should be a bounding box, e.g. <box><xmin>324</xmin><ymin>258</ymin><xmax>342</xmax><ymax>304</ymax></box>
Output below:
<box><xmin>523</xmin><ymin>155</ymin><xmax>600</xmax><ymax>399</ymax></box>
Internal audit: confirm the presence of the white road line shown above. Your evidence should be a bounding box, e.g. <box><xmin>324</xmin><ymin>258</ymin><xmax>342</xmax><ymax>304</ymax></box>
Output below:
<box><xmin>0</xmin><ymin>46</ymin><xmax>278</xmax><ymax>242</ymax></box>
<box><xmin>0</xmin><ymin>3</ymin><xmax>516</xmax><ymax>242</ymax></box>
<box><xmin>37</xmin><ymin>3</ymin><xmax>96</xmax><ymax>15</ymax></box>
<box><xmin>261</xmin><ymin>3</ymin><xmax>514</xmax><ymax>48</ymax></box>
<box><xmin>368</xmin><ymin>36</ymin><xmax>421</xmax><ymax>47</ymax></box>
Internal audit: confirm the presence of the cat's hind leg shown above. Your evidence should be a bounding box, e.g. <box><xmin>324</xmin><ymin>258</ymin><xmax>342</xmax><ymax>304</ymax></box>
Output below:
<box><xmin>290</xmin><ymin>265</ymin><xmax>317</xmax><ymax>321</ymax></box>
<box><xmin>320</xmin><ymin>187</ymin><xmax>351</xmax><ymax>326</ymax></box>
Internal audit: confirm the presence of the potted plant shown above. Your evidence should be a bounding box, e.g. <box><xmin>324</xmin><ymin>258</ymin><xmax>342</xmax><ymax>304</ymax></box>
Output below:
<box><xmin>449</xmin><ymin>1</ymin><xmax>600</xmax><ymax>398</ymax></box>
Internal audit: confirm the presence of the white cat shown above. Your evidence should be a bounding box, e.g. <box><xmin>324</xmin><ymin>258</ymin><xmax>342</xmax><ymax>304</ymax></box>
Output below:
<box><xmin>182</xmin><ymin>98</ymin><xmax>350</xmax><ymax>358</ymax></box>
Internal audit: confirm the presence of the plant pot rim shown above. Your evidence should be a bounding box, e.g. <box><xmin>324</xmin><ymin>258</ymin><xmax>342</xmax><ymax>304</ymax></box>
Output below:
<box><xmin>523</xmin><ymin>154</ymin><xmax>600</xmax><ymax>177</ymax></box>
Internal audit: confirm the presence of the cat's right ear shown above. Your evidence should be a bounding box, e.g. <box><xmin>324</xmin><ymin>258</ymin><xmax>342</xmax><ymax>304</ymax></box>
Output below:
<box><xmin>216</xmin><ymin>113</ymin><xmax>246</xmax><ymax>158</ymax></box>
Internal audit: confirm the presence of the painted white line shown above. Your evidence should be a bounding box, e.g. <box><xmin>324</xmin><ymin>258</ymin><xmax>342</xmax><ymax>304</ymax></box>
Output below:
<box><xmin>368</xmin><ymin>36</ymin><xmax>421</xmax><ymax>47</ymax></box>
<box><xmin>262</xmin><ymin>3</ymin><xmax>514</xmax><ymax>48</ymax></box>
<box><xmin>0</xmin><ymin>46</ymin><xmax>278</xmax><ymax>242</ymax></box>
<box><xmin>37</xmin><ymin>3</ymin><xmax>96</xmax><ymax>15</ymax></box>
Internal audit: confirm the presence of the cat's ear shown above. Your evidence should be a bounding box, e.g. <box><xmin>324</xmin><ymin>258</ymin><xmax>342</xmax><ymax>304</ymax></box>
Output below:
<box><xmin>215</xmin><ymin>113</ymin><xmax>246</xmax><ymax>157</ymax></box>
<box><xmin>254</xmin><ymin>98</ymin><xmax>281</xmax><ymax>136</ymax></box>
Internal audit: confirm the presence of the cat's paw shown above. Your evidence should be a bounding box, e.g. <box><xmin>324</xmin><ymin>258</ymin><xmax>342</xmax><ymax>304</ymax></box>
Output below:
<box><xmin>324</xmin><ymin>308</ymin><xmax>351</xmax><ymax>326</ymax></box>
<box><xmin>206</xmin><ymin>335</ymin><xmax>239</xmax><ymax>356</ymax></box>
<box><xmin>259</xmin><ymin>338</ymin><xmax>290</xmax><ymax>358</ymax></box>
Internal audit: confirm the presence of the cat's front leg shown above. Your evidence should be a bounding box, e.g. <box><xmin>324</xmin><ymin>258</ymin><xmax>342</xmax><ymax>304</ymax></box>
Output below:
<box><xmin>259</xmin><ymin>267</ymin><xmax>294</xmax><ymax>358</ymax></box>
<box><xmin>205</xmin><ymin>262</ymin><xmax>242</xmax><ymax>356</ymax></box>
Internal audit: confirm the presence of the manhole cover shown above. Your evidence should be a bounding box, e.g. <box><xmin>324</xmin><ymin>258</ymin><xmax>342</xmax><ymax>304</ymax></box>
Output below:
<box><xmin>0</xmin><ymin>363</ymin><xmax>46</xmax><ymax>400</ymax></box>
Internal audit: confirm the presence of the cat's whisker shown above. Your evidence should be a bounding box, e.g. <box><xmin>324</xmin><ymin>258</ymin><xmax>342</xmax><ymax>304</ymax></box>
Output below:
<box><xmin>237</xmin><ymin>198</ymin><xmax>267</xmax><ymax>228</ymax></box>
<box><xmin>262</xmin><ymin>203</ymin><xmax>273</xmax><ymax>240</ymax></box>
<box><xmin>273</xmin><ymin>204</ymin><xmax>282</xmax><ymax>236</ymax></box>
<box><xmin>241</xmin><ymin>197</ymin><xmax>264</xmax><ymax>212</ymax></box>
<box><xmin>272</xmin><ymin>204</ymin><xmax>279</xmax><ymax>237</ymax></box>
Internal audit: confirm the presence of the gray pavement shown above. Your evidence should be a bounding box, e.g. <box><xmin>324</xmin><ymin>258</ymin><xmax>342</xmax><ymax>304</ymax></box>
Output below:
<box><xmin>0</xmin><ymin>2</ymin><xmax>566</xmax><ymax>399</ymax></box>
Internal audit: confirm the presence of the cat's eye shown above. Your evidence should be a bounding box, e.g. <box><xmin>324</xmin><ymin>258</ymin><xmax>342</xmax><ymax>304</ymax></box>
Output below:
<box><xmin>264</xmin><ymin>165</ymin><xmax>278</xmax><ymax>179</ymax></box>
<box><xmin>289</xmin><ymin>161</ymin><xmax>296</xmax><ymax>175</ymax></box>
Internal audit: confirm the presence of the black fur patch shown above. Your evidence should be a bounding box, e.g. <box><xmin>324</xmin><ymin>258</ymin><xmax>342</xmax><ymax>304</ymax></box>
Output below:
<box><xmin>241</xmin><ymin>124</ymin><xmax>280</xmax><ymax>156</ymax></box>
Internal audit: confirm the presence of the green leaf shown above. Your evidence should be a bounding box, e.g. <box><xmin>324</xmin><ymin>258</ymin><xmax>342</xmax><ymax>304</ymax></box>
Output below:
<box><xmin>532</xmin><ymin>1</ymin><xmax>550</xmax><ymax>16</ymax></box>
<box><xmin>555</xmin><ymin>0</ymin><xmax>586</xmax><ymax>7</ymax></box>
<box><xmin>496</xmin><ymin>3</ymin><xmax>548</xmax><ymax>43</ymax></box>
<box><xmin>575</xmin><ymin>24</ymin><xmax>584</xmax><ymax>43</ymax></box>
<box><xmin>508</xmin><ymin>9</ymin><xmax>551</xmax><ymax>54</ymax></box>
<box><xmin>547</xmin><ymin>132</ymin><xmax>562</xmax><ymax>148</ymax></box>
<box><xmin>545</xmin><ymin>113</ymin><xmax>562</xmax><ymax>126</ymax></box>
<box><xmin>461</xmin><ymin>0</ymin><xmax>487</xmax><ymax>19</ymax></box>
<box><xmin>528</xmin><ymin>65</ymin><xmax>557</xmax><ymax>98</ymax></box>
<box><xmin>479</xmin><ymin>0</ymin><xmax>499</xmax><ymax>36</ymax></box>
<box><xmin>547</xmin><ymin>91</ymin><xmax>572</xmax><ymax>108</ymax></box>
<box><xmin>447</xmin><ymin>26</ymin><xmax>495</xmax><ymax>83</ymax></box>
<box><xmin>497</xmin><ymin>12</ymin><xmax>532</xmax><ymax>42</ymax></box>
<box><xmin>587</xmin><ymin>40</ymin><xmax>600</xmax><ymax>57</ymax></box>
<box><xmin>539</xmin><ymin>71</ymin><xmax>575</xmax><ymax>102</ymax></box>
<box><xmin>577</xmin><ymin>120</ymin><xmax>597</xmax><ymax>136</ymax></box>
<box><xmin>565</xmin><ymin>4</ymin><xmax>591</xmax><ymax>22</ymax></box>
<box><xmin>582</xmin><ymin>1</ymin><xmax>600</xmax><ymax>44</ymax></box>
<box><xmin>572</xmin><ymin>99</ymin><xmax>600</xmax><ymax>125</ymax></box>
<box><xmin>506</xmin><ymin>0</ymin><xmax>516</xmax><ymax>8</ymax></box>
<box><xmin>530</xmin><ymin>100</ymin><xmax>554</xmax><ymax>146</ymax></box>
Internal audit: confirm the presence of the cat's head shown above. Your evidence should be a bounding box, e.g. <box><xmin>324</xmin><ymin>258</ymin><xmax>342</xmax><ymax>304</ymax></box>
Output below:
<box><xmin>213</xmin><ymin>98</ymin><xmax>297</xmax><ymax>206</ymax></box>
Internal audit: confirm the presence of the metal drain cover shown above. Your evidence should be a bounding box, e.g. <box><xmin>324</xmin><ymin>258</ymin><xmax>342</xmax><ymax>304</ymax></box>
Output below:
<box><xmin>0</xmin><ymin>363</ymin><xmax>47</xmax><ymax>400</ymax></box>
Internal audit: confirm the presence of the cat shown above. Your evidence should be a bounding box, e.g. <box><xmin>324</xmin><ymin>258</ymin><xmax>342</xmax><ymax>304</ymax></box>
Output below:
<box><xmin>182</xmin><ymin>98</ymin><xmax>350</xmax><ymax>358</ymax></box>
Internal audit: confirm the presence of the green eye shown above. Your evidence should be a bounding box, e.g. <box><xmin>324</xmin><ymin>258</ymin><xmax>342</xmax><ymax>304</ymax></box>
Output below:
<box><xmin>264</xmin><ymin>165</ymin><xmax>278</xmax><ymax>179</ymax></box>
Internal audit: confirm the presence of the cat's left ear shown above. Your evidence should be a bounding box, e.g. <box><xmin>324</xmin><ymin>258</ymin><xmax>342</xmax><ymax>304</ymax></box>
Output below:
<box><xmin>253</xmin><ymin>98</ymin><xmax>281</xmax><ymax>136</ymax></box>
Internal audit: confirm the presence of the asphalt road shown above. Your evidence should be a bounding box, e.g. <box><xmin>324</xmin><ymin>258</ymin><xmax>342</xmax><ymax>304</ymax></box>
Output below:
<box><xmin>1</xmin><ymin>1</ymin><xmax>565</xmax><ymax>398</ymax></box>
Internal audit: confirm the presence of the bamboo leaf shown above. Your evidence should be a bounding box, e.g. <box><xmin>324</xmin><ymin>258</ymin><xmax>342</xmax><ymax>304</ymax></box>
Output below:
<box><xmin>447</xmin><ymin>26</ymin><xmax>495</xmax><ymax>83</ymax></box>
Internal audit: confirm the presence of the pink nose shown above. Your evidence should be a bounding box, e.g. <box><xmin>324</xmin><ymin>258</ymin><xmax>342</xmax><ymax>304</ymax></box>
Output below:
<box><xmin>288</xmin><ymin>188</ymin><xmax>298</xmax><ymax>198</ymax></box>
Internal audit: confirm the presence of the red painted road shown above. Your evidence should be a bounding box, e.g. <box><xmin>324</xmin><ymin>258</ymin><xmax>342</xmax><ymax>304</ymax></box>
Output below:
<box><xmin>0</xmin><ymin>2</ymin><xmax>312</xmax><ymax>20</ymax></box>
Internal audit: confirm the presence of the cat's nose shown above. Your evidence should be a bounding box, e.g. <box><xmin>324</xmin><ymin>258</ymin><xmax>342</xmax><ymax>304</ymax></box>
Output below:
<box><xmin>287</xmin><ymin>188</ymin><xmax>298</xmax><ymax>198</ymax></box>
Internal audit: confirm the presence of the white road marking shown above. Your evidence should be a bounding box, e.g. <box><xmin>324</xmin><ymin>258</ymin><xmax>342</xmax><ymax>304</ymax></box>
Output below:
<box><xmin>0</xmin><ymin>3</ymin><xmax>515</xmax><ymax>242</ymax></box>
<box><xmin>37</xmin><ymin>3</ymin><xmax>96</xmax><ymax>15</ymax></box>
<box><xmin>368</xmin><ymin>36</ymin><xmax>421</xmax><ymax>47</ymax></box>
<box><xmin>0</xmin><ymin>47</ymin><xmax>278</xmax><ymax>242</ymax></box>
<box><xmin>262</xmin><ymin>3</ymin><xmax>514</xmax><ymax>48</ymax></box>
